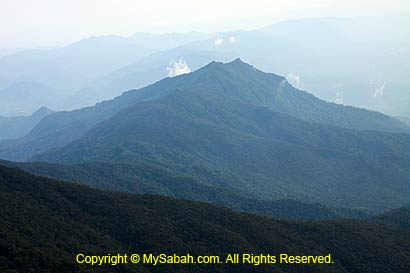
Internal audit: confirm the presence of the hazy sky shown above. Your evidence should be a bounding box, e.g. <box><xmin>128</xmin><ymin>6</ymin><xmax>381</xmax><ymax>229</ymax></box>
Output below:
<box><xmin>1</xmin><ymin>0</ymin><xmax>409</xmax><ymax>48</ymax></box>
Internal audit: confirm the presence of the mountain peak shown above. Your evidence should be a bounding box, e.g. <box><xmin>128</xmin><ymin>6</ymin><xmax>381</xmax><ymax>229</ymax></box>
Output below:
<box><xmin>224</xmin><ymin>58</ymin><xmax>258</xmax><ymax>71</ymax></box>
<box><xmin>200</xmin><ymin>58</ymin><xmax>257</xmax><ymax>75</ymax></box>
<box><xmin>223</xmin><ymin>58</ymin><xmax>252</xmax><ymax>68</ymax></box>
<box><xmin>203</xmin><ymin>58</ymin><xmax>249</xmax><ymax>67</ymax></box>
<box><xmin>31</xmin><ymin>106</ymin><xmax>54</xmax><ymax>118</ymax></box>
<box><xmin>229</xmin><ymin>57</ymin><xmax>245</xmax><ymax>64</ymax></box>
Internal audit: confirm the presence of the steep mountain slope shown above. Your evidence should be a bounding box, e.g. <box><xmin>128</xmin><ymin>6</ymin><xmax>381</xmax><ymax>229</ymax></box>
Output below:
<box><xmin>30</xmin><ymin>60</ymin><xmax>410</xmax><ymax>210</ymax></box>
<box><xmin>1</xmin><ymin>160</ymin><xmax>366</xmax><ymax>220</ymax></box>
<box><xmin>0</xmin><ymin>106</ymin><xmax>54</xmax><ymax>140</ymax></box>
<box><xmin>0</xmin><ymin>59</ymin><xmax>408</xmax><ymax>162</ymax></box>
<box><xmin>0</xmin><ymin>74</ymin><xmax>193</xmax><ymax>161</ymax></box>
<box><xmin>1</xmin><ymin>164</ymin><xmax>410</xmax><ymax>273</ymax></box>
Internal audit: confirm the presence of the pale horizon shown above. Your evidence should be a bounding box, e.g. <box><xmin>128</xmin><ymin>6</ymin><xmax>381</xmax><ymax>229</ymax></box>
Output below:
<box><xmin>1</xmin><ymin>0</ymin><xmax>409</xmax><ymax>48</ymax></box>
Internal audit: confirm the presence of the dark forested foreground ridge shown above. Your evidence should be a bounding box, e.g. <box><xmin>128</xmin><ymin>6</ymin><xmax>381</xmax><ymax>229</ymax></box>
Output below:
<box><xmin>0</xmin><ymin>160</ymin><xmax>367</xmax><ymax>220</ymax></box>
<box><xmin>372</xmin><ymin>205</ymin><xmax>410</xmax><ymax>229</ymax></box>
<box><xmin>1</xmin><ymin>164</ymin><xmax>410</xmax><ymax>273</ymax></box>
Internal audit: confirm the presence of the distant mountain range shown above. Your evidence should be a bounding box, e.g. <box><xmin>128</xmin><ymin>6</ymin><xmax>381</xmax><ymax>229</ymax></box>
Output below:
<box><xmin>0</xmin><ymin>17</ymin><xmax>409</xmax><ymax>117</ymax></box>
<box><xmin>1</xmin><ymin>164</ymin><xmax>410</xmax><ymax>273</ymax></box>
<box><xmin>0</xmin><ymin>32</ymin><xmax>209</xmax><ymax>116</ymax></box>
<box><xmin>1</xmin><ymin>60</ymin><xmax>410</xmax><ymax>212</ymax></box>
<box><xmin>59</xmin><ymin>17</ymin><xmax>410</xmax><ymax>116</ymax></box>
<box><xmin>175</xmin><ymin>17</ymin><xmax>410</xmax><ymax>117</ymax></box>
<box><xmin>62</xmin><ymin>49</ymin><xmax>235</xmax><ymax>110</ymax></box>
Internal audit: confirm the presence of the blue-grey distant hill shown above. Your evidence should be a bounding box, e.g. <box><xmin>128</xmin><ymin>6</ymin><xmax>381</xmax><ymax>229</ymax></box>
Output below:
<box><xmin>0</xmin><ymin>106</ymin><xmax>54</xmax><ymax>140</ymax></box>
<box><xmin>0</xmin><ymin>82</ymin><xmax>59</xmax><ymax>116</ymax></box>
<box><xmin>63</xmin><ymin>49</ymin><xmax>235</xmax><ymax>110</ymax></box>
<box><xmin>0</xmin><ymin>32</ymin><xmax>209</xmax><ymax>116</ymax></box>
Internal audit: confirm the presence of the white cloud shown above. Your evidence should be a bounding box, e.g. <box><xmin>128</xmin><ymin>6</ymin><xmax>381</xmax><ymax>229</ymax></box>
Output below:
<box><xmin>286</xmin><ymin>73</ymin><xmax>300</xmax><ymax>88</ymax></box>
<box><xmin>214</xmin><ymin>37</ymin><xmax>224</xmax><ymax>45</ymax></box>
<box><xmin>335</xmin><ymin>92</ymin><xmax>344</xmax><ymax>104</ymax></box>
<box><xmin>229</xmin><ymin>36</ymin><xmax>236</xmax><ymax>43</ymax></box>
<box><xmin>373</xmin><ymin>82</ymin><xmax>386</xmax><ymax>98</ymax></box>
<box><xmin>167</xmin><ymin>59</ymin><xmax>191</xmax><ymax>77</ymax></box>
